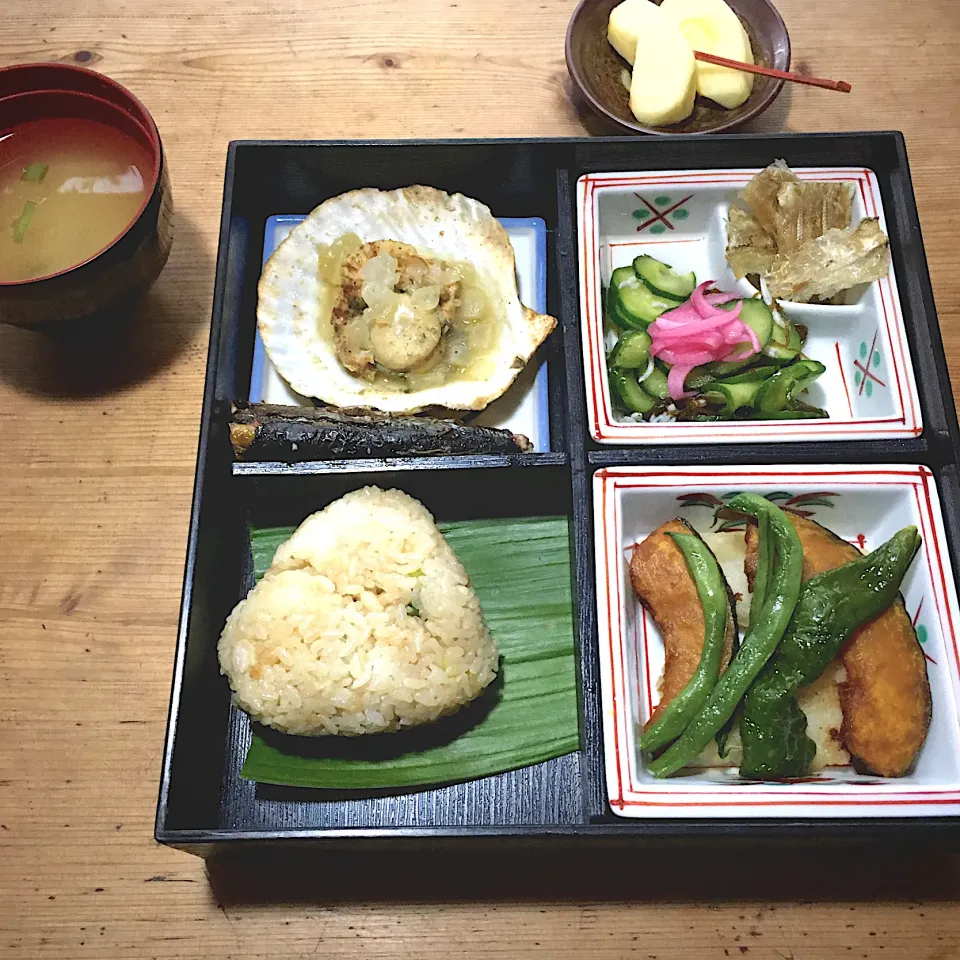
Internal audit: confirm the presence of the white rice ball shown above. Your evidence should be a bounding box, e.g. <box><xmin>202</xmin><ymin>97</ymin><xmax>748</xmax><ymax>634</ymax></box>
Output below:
<box><xmin>217</xmin><ymin>486</ymin><xmax>498</xmax><ymax>736</ymax></box>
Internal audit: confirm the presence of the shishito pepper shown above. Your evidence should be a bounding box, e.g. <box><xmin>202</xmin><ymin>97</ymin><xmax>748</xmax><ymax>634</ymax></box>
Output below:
<box><xmin>639</xmin><ymin>532</ymin><xmax>730</xmax><ymax>755</ymax></box>
<box><xmin>648</xmin><ymin>494</ymin><xmax>803</xmax><ymax>778</ymax></box>
<box><xmin>739</xmin><ymin>525</ymin><xmax>922</xmax><ymax>779</ymax></box>
<box><xmin>754</xmin><ymin>359</ymin><xmax>826</xmax><ymax>414</ymax></box>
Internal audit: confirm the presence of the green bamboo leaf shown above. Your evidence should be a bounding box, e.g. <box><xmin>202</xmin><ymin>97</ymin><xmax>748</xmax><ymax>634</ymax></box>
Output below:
<box><xmin>240</xmin><ymin>516</ymin><xmax>580</xmax><ymax>790</ymax></box>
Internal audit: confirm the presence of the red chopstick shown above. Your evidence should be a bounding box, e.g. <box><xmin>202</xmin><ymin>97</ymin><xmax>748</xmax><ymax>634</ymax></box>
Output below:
<box><xmin>693</xmin><ymin>51</ymin><xmax>852</xmax><ymax>93</ymax></box>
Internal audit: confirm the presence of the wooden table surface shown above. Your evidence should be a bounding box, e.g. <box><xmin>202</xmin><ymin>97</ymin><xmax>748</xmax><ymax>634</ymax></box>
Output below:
<box><xmin>3</xmin><ymin>0</ymin><xmax>960</xmax><ymax>957</ymax></box>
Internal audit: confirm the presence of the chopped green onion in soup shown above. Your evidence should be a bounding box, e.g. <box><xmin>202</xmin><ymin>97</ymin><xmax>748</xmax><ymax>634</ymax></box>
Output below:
<box><xmin>12</xmin><ymin>201</ymin><xmax>37</xmax><ymax>244</ymax></box>
<box><xmin>20</xmin><ymin>162</ymin><xmax>49</xmax><ymax>183</ymax></box>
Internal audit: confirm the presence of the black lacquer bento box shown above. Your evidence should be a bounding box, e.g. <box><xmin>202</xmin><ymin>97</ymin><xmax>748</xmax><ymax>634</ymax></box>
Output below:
<box><xmin>156</xmin><ymin>134</ymin><xmax>960</xmax><ymax>857</ymax></box>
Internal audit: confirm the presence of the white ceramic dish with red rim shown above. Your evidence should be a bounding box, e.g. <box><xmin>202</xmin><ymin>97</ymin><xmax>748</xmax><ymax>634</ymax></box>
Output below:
<box><xmin>593</xmin><ymin>464</ymin><xmax>960</xmax><ymax>818</ymax></box>
<box><xmin>577</xmin><ymin>168</ymin><xmax>922</xmax><ymax>444</ymax></box>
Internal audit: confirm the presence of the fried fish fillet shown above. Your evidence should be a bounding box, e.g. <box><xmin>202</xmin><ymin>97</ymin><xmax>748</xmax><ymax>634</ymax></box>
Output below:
<box><xmin>725</xmin><ymin>207</ymin><xmax>777</xmax><ymax>280</ymax></box>
<box><xmin>745</xmin><ymin>513</ymin><xmax>931</xmax><ymax>777</ymax></box>
<box><xmin>764</xmin><ymin>218</ymin><xmax>891</xmax><ymax>304</ymax></box>
<box><xmin>772</xmin><ymin>180</ymin><xmax>854</xmax><ymax>256</ymax></box>
<box><xmin>729</xmin><ymin>161</ymin><xmax>888</xmax><ymax>304</ymax></box>
<box><xmin>739</xmin><ymin>159</ymin><xmax>799</xmax><ymax>236</ymax></box>
<box><xmin>630</xmin><ymin>519</ymin><xmax>737</xmax><ymax>728</ymax></box>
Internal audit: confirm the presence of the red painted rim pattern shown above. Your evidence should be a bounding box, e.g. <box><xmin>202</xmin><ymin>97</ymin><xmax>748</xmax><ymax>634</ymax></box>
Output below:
<box><xmin>594</xmin><ymin>466</ymin><xmax>960</xmax><ymax>814</ymax></box>
<box><xmin>578</xmin><ymin>168</ymin><xmax>922</xmax><ymax>442</ymax></box>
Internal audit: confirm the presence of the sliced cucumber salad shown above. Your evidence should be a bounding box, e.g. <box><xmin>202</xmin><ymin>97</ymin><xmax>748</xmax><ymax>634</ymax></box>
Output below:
<box><xmin>607</xmin><ymin>266</ymin><xmax>679</xmax><ymax>328</ymax></box>
<box><xmin>603</xmin><ymin>256</ymin><xmax>828</xmax><ymax>422</ymax></box>
<box><xmin>633</xmin><ymin>255</ymin><xmax>696</xmax><ymax>301</ymax></box>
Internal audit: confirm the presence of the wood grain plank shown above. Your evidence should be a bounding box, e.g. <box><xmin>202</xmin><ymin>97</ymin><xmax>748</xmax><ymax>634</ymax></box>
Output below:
<box><xmin>2</xmin><ymin>0</ymin><xmax>960</xmax><ymax>956</ymax></box>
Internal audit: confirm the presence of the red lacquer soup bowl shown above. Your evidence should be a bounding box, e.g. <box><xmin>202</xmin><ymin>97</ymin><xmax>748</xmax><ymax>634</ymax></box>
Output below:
<box><xmin>0</xmin><ymin>63</ymin><xmax>173</xmax><ymax>329</ymax></box>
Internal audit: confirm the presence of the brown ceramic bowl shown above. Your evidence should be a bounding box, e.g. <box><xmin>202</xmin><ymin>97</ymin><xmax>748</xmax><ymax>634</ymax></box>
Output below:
<box><xmin>566</xmin><ymin>0</ymin><xmax>790</xmax><ymax>135</ymax></box>
<box><xmin>0</xmin><ymin>63</ymin><xmax>173</xmax><ymax>330</ymax></box>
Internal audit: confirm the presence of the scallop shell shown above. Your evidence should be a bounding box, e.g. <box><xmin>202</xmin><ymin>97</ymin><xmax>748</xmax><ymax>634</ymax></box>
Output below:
<box><xmin>257</xmin><ymin>186</ymin><xmax>557</xmax><ymax>413</ymax></box>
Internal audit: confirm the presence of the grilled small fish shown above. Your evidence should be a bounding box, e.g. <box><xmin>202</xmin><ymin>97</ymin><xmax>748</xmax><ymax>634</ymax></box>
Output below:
<box><xmin>230</xmin><ymin>402</ymin><xmax>533</xmax><ymax>461</ymax></box>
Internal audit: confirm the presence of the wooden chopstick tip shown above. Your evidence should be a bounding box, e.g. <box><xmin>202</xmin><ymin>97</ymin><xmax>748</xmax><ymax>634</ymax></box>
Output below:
<box><xmin>692</xmin><ymin>50</ymin><xmax>852</xmax><ymax>94</ymax></box>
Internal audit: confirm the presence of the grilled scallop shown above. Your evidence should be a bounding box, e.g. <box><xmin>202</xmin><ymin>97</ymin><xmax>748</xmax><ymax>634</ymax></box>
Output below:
<box><xmin>257</xmin><ymin>186</ymin><xmax>556</xmax><ymax>414</ymax></box>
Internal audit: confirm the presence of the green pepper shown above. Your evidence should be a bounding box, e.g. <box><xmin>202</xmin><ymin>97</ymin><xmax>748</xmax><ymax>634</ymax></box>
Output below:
<box><xmin>714</xmin><ymin>365</ymin><xmax>779</xmax><ymax>385</ymax></box>
<box><xmin>647</xmin><ymin>494</ymin><xmax>803</xmax><ymax>778</ymax></box>
<box><xmin>747</xmin><ymin>408</ymin><xmax>828</xmax><ymax>420</ymax></box>
<box><xmin>684</xmin><ymin>369</ymin><xmax>716</xmax><ymax>392</ymax></box>
<box><xmin>754</xmin><ymin>360</ymin><xmax>826</xmax><ymax>413</ymax></box>
<box><xmin>739</xmin><ymin>525</ymin><xmax>922</xmax><ymax>779</ymax></box>
<box><xmin>703</xmin><ymin>366</ymin><xmax>790</xmax><ymax>418</ymax></box>
<box><xmin>639</xmin><ymin>533</ymin><xmax>730</xmax><ymax>755</ymax></box>
<box><xmin>703</xmin><ymin>380</ymin><xmax>764</xmax><ymax>418</ymax></box>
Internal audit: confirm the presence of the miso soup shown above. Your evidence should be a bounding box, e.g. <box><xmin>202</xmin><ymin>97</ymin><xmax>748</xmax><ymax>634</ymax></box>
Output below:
<box><xmin>0</xmin><ymin>117</ymin><xmax>153</xmax><ymax>283</ymax></box>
